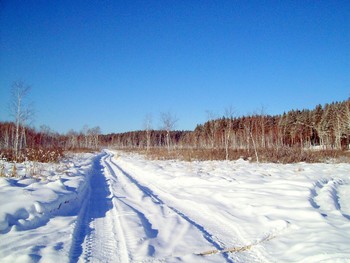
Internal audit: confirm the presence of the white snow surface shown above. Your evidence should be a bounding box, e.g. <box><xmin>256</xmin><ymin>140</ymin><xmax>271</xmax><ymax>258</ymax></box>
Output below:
<box><xmin>0</xmin><ymin>150</ymin><xmax>349</xmax><ymax>262</ymax></box>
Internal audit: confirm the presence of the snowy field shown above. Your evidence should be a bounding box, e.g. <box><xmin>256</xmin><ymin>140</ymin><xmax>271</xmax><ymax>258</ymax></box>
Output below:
<box><xmin>0</xmin><ymin>150</ymin><xmax>350</xmax><ymax>262</ymax></box>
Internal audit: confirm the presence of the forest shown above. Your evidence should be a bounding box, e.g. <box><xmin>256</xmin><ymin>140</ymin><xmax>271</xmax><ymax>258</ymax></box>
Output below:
<box><xmin>106</xmin><ymin>100</ymin><xmax>350</xmax><ymax>150</ymax></box>
<box><xmin>1</xmin><ymin>97</ymin><xmax>349</xmax><ymax>163</ymax></box>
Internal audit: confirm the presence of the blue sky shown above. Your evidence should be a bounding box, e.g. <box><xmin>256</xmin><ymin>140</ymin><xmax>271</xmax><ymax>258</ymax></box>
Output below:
<box><xmin>1</xmin><ymin>0</ymin><xmax>349</xmax><ymax>134</ymax></box>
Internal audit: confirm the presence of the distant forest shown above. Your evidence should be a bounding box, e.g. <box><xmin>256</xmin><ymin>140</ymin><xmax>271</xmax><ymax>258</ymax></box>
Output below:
<box><xmin>102</xmin><ymin>99</ymin><xmax>350</xmax><ymax>150</ymax></box>
<box><xmin>0</xmin><ymin>99</ymin><xmax>349</xmax><ymax>162</ymax></box>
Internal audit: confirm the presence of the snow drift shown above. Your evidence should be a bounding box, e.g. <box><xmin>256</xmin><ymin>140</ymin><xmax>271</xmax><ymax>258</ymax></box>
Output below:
<box><xmin>0</xmin><ymin>150</ymin><xmax>349</xmax><ymax>262</ymax></box>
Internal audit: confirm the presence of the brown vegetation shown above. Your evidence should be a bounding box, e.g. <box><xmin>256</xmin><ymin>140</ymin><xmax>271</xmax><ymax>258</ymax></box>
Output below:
<box><xmin>0</xmin><ymin>98</ymin><xmax>349</xmax><ymax>163</ymax></box>
<box><xmin>103</xmin><ymin>99</ymin><xmax>350</xmax><ymax>153</ymax></box>
<box><xmin>0</xmin><ymin>122</ymin><xmax>100</xmax><ymax>162</ymax></box>
<box><xmin>105</xmin><ymin>99</ymin><xmax>350</xmax><ymax>163</ymax></box>
<box><xmin>120</xmin><ymin>147</ymin><xmax>350</xmax><ymax>163</ymax></box>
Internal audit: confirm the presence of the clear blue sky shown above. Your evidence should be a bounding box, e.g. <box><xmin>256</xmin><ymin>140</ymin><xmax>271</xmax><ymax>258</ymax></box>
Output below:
<box><xmin>1</xmin><ymin>0</ymin><xmax>349</xmax><ymax>134</ymax></box>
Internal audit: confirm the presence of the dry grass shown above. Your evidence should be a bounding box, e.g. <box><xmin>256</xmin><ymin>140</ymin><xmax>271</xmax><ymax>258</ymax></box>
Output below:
<box><xmin>259</xmin><ymin>147</ymin><xmax>350</xmax><ymax>163</ymax></box>
<box><xmin>198</xmin><ymin>243</ymin><xmax>253</xmax><ymax>256</ymax></box>
<box><xmin>0</xmin><ymin>147</ymin><xmax>100</xmax><ymax>163</ymax></box>
<box><xmin>0</xmin><ymin>148</ymin><xmax>64</xmax><ymax>163</ymax></box>
<box><xmin>65</xmin><ymin>147</ymin><xmax>98</xmax><ymax>154</ymax></box>
<box><xmin>116</xmin><ymin>147</ymin><xmax>350</xmax><ymax>163</ymax></box>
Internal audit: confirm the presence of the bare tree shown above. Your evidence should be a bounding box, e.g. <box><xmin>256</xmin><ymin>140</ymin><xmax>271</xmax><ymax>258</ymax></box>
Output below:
<box><xmin>66</xmin><ymin>129</ymin><xmax>78</xmax><ymax>149</ymax></box>
<box><xmin>206</xmin><ymin>111</ymin><xmax>218</xmax><ymax>149</ymax></box>
<box><xmin>144</xmin><ymin>114</ymin><xmax>153</xmax><ymax>153</ymax></box>
<box><xmin>9</xmin><ymin>81</ymin><xmax>33</xmax><ymax>161</ymax></box>
<box><xmin>244</xmin><ymin>119</ymin><xmax>259</xmax><ymax>163</ymax></box>
<box><xmin>3</xmin><ymin>128</ymin><xmax>10</xmax><ymax>149</ymax></box>
<box><xmin>89</xmin><ymin>126</ymin><xmax>101</xmax><ymax>149</ymax></box>
<box><xmin>160</xmin><ymin>111</ymin><xmax>178</xmax><ymax>151</ymax></box>
<box><xmin>81</xmin><ymin>125</ymin><xmax>89</xmax><ymax>148</ymax></box>
<box><xmin>258</xmin><ymin>105</ymin><xmax>268</xmax><ymax>149</ymax></box>
<box><xmin>224</xmin><ymin>106</ymin><xmax>235</xmax><ymax>160</ymax></box>
<box><xmin>80</xmin><ymin>125</ymin><xmax>101</xmax><ymax>149</ymax></box>
<box><xmin>345</xmin><ymin>100</ymin><xmax>350</xmax><ymax>133</ymax></box>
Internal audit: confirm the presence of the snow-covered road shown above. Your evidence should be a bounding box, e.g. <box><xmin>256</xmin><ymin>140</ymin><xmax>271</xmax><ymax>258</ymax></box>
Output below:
<box><xmin>71</xmin><ymin>150</ymin><xmax>229</xmax><ymax>262</ymax></box>
<box><xmin>69</xmin><ymin>153</ymin><xmax>128</xmax><ymax>262</ymax></box>
<box><xmin>1</xmin><ymin>150</ymin><xmax>350</xmax><ymax>262</ymax></box>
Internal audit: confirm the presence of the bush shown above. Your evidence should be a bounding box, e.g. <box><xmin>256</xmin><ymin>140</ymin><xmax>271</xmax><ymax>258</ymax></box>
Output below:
<box><xmin>24</xmin><ymin>148</ymin><xmax>63</xmax><ymax>162</ymax></box>
<box><xmin>0</xmin><ymin>148</ymin><xmax>64</xmax><ymax>163</ymax></box>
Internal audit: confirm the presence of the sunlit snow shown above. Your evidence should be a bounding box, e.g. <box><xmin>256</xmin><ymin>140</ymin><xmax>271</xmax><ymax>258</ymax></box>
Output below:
<box><xmin>0</xmin><ymin>150</ymin><xmax>349</xmax><ymax>262</ymax></box>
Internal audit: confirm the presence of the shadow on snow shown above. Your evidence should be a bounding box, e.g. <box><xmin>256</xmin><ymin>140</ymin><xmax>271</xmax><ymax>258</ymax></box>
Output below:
<box><xmin>69</xmin><ymin>152</ymin><xmax>113</xmax><ymax>263</ymax></box>
<box><xmin>109</xmin><ymin>157</ymin><xmax>233</xmax><ymax>263</ymax></box>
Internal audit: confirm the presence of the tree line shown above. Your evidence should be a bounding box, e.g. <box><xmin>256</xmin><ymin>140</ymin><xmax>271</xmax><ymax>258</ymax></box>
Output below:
<box><xmin>104</xmin><ymin>99</ymin><xmax>350</xmax><ymax>152</ymax></box>
<box><xmin>0</xmin><ymin>80</ymin><xmax>349</xmax><ymax>162</ymax></box>
<box><xmin>0</xmin><ymin>82</ymin><xmax>103</xmax><ymax>162</ymax></box>
<box><xmin>0</xmin><ymin>122</ymin><xmax>102</xmax><ymax>161</ymax></box>
<box><xmin>1</xmin><ymin>100</ymin><xmax>349</xmax><ymax>158</ymax></box>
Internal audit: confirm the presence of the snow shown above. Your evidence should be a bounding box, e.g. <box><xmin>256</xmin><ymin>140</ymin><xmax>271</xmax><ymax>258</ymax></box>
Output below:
<box><xmin>1</xmin><ymin>150</ymin><xmax>350</xmax><ymax>262</ymax></box>
<box><xmin>0</xmin><ymin>153</ymin><xmax>97</xmax><ymax>262</ymax></box>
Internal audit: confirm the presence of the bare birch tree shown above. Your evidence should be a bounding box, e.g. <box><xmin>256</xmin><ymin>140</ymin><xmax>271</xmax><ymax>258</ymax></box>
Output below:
<box><xmin>67</xmin><ymin>129</ymin><xmax>78</xmax><ymax>149</ymax></box>
<box><xmin>224</xmin><ymin>106</ymin><xmax>235</xmax><ymax>160</ymax></box>
<box><xmin>160</xmin><ymin>112</ymin><xmax>178</xmax><ymax>152</ymax></box>
<box><xmin>144</xmin><ymin>114</ymin><xmax>153</xmax><ymax>153</ymax></box>
<box><xmin>244</xmin><ymin>120</ymin><xmax>259</xmax><ymax>163</ymax></box>
<box><xmin>81</xmin><ymin>125</ymin><xmax>89</xmax><ymax>148</ymax></box>
<box><xmin>9</xmin><ymin>81</ymin><xmax>33</xmax><ymax>161</ymax></box>
<box><xmin>89</xmin><ymin>126</ymin><xmax>101</xmax><ymax>149</ymax></box>
<box><xmin>206</xmin><ymin>111</ymin><xmax>218</xmax><ymax>149</ymax></box>
<box><xmin>258</xmin><ymin>106</ymin><xmax>268</xmax><ymax>149</ymax></box>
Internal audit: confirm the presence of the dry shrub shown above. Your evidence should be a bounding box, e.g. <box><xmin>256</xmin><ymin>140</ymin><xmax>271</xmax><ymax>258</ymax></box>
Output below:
<box><xmin>0</xmin><ymin>148</ymin><xmax>64</xmax><ymax>163</ymax></box>
<box><xmin>0</xmin><ymin>159</ymin><xmax>5</xmax><ymax>177</ymax></box>
<box><xmin>11</xmin><ymin>162</ymin><xmax>17</xmax><ymax>177</ymax></box>
<box><xmin>24</xmin><ymin>148</ymin><xmax>64</xmax><ymax>163</ymax></box>
<box><xmin>117</xmin><ymin>147</ymin><xmax>250</xmax><ymax>162</ymax></box>
<box><xmin>0</xmin><ymin>149</ymin><xmax>14</xmax><ymax>162</ymax></box>
<box><xmin>258</xmin><ymin>147</ymin><xmax>350</xmax><ymax>163</ymax></box>
<box><xmin>65</xmin><ymin>147</ymin><xmax>96</xmax><ymax>154</ymax></box>
<box><xmin>115</xmin><ymin>147</ymin><xmax>350</xmax><ymax>163</ymax></box>
<box><xmin>177</xmin><ymin>148</ymin><xmax>250</xmax><ymax>161</ymax></box>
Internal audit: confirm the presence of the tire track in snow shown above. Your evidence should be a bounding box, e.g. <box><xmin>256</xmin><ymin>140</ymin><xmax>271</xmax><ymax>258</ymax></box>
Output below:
<box><xmin>100</xmin><ymin>153</ymin><xmax>130</xmax><ymax>262</ymax></box>
<box><xmin>103</xmin><ymin>157</ymin><xmax>159</xmax><ymax>241</ymax></box>
<box><xmin>103</xmin><ymin>154</ymin><xmax>172</xmax><ymax>261</ymax></box>
<box><xmin>108</xmin><ymin>152</ymin><xmax>233</xmax><ymax>263</ymax></box>
<box><xmin>69</xmin><ymin>152</ymin><xmax>129</xmax><ymax>263</ymax></box>
<box><xmin>310</xmin><ymin>178</ymin><xmax>350</xmax><ymax>221</ymax></box>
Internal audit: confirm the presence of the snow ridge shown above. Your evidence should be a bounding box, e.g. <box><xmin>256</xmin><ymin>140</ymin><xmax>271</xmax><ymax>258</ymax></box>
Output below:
<box><xmin>109</xmin><ymin>155</ymin><xmax>233</xmax><ymax>262</ymax></box>
<box><xmin>310</xmin><ymin>178</ymin><xmax>350</xmax><ymax>221</ymax></box>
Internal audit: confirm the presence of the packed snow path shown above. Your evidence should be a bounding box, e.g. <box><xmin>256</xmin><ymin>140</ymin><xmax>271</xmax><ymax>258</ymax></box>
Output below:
<box><xmin>69</xmin><ymin>154</ymin><xmax>129</xmax><ymax>262</ymax></box>
<box><xmin>71</xmin><ymin>151</ymin><xmax>233</xmax><ymax>262</ymax></box>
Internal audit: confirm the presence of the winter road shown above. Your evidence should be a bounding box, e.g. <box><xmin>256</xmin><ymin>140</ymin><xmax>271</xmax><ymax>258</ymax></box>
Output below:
<box><xmin>69</xmin><ymin>150</ymin><xmax>230</xmax><ymax>262</ymax></box>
